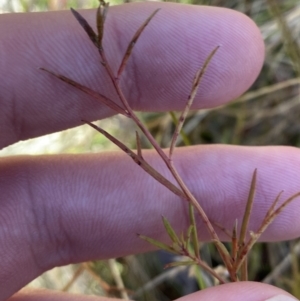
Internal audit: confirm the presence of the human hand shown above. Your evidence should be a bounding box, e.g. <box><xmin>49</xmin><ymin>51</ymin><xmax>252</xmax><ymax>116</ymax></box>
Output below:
<box><xmin>1</xmin><ymin>2</ymin><xmax>299</xmax><ymax>300</ymax></box>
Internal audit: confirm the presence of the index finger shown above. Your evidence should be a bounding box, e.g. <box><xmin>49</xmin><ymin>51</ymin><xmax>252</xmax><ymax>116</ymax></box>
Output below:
<box><xmin>0</xmin><ymin>2</ymin><xmax>264</xmax><ymax>149</ymax></box>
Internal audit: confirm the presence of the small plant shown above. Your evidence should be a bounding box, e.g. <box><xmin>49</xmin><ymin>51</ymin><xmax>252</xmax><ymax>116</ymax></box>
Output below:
<box><xmin>41</xmin><ymin>0</ymin><xmax>300</xmax><ymax>287</ymax></box>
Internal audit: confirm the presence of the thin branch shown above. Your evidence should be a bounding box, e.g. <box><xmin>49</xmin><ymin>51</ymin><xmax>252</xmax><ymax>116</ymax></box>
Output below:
<box><xmin>40</xmin><ymin>68</ymin><xmax>130</xmax><ymax>117</ymax></box>
<box><xmin>169</xmin><ymin>46</ymin><xmax>219</xmax><ymax>158</ymax></box>
<box><xmin>70</xmin><ymin>5</ymin><xmax>232</xmax><ymax>277</ymax></box>
<box><xmin>265</xmin><ymin>190</ymin><xmax>284</xmax><ymax>219</ymax></box>
<box><xmin>169</xmin><ymin>111</ymin><xmax>191</xmax><ymax>146</ymax></box>
<box><xmin>44</xmin><ymin>1</ymin><xmax>300</xmax><ymax>284</ymax></box>
<box><xmin>83</xmin><ymin>120</ymin><xmax>186</xmax><ymax>199</ymax></box>
<box><xmin>235</xmin><ymin>191</ymin><xmax>300</xmax><ymax>271</ymax></box>
<box><xmin>117</xmin><ymin>9</ymin><xmax>160</xmax><ymax>79</ymax></box>
<box><xmin>167</xmin><ymin>160</ymin><xmax>232</xmax><ymax>273</ymax></box>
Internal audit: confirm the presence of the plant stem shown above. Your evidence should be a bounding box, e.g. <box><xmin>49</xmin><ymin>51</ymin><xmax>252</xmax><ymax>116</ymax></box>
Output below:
<box><xmin>96</xmin><ymin>42</ymin><xmax>238</xmax><ymax>278</ymax></box>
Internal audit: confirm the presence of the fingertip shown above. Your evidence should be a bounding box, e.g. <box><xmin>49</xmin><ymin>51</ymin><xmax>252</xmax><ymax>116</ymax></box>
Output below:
<box><xmin>114</xmin><ymin>2</ymin><xmax>265</xmax><ymax>110</ymax></box>
<box><xmin>175</xmin><ymin>282</ymin><xmax>297</xmax><ymax>301</ymax></box>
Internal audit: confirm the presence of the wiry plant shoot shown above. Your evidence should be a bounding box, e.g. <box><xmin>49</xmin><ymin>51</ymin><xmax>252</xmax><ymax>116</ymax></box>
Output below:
<box><xmin>41</xmin><ymin>0</ymin><xmax>300</xmax><ymax>285</ymax></box>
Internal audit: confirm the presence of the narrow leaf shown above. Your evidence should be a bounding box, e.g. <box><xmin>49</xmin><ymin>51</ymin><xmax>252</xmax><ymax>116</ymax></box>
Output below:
<box><xmin>231</xmin><ymin>219</ymin><xmax>238</xmax><ymax>261</ymax></box>
<box><xmin>70</xmin><ymin>8</ymin><xmax>98</xmax><ymax>47</ymax></box>
<box><xmin>185</xmin><ymin>225</ymin><xmax>194</xmax><ymax>250</ymax></box>
<box><xmin>266</xmin><ymin>190</ymin><xmax>284</xmax><ymax>218</ymax></box>
<box><xmin>97</xmin><ymin>1</ymin><xmax>109</xmax><ymax>47</ymax></box>
<box><xmin>96</xmin><ymin>5</ymin><xmax>102</xmax><ymax>46</ymax></box>
<box><xmin>169</xmin><ymin>46</ymin><xmax>219</xmax><ymax>158</ymax></box>
<box><xmin>236</xmin><ymin>169</ymin><xmax>257</xmax><ymax>276</ymax></box>
<box><xmin>180</xmin><ymin>231</ymin><xmax>185</xmax><ymax>245</ymax></box>
<box><xmin>164</xmin><ymin>261</ymin><xmax>195</xmax><ymax>269</ymax></box>
<box><xmin>189</xmin><ymin>203</ymin><xmax>200</xmax><ymax>259</ymax></box>
<box><xmin>268</xmin><ymin>192</ymin><xmax>300</xmax><ymax>220</ymax></box>
<box><xmin>213</xmin><ymin>239</ymin><xmax>233</xmax><ymax>268</ymax></box>
<box><xmin>83</xmin><ymin>121</ymin><xmax>186</xmax><ymax>199</ymax></box>
<box><xmin>162</xmin><ymin>216</ymin><xmax>181</xmax><ymax>245</ymax></box>
<box><xmin>135</xmin><ymin>131</ymin><xmax>143</xmax><ymax>158</ymax></box>
<box><xmin>138</xmin><ymin>234</ymin><xmax>178</xmax><ymax>254</ymax></box>
<box><xmin>236</xmin><ymin>191</ymin><xmax>300</xmax><ymax>271</ymax></box>
<box><xmin>117</xmin><ymin>9</ymin><xmax>160</xmax><ymax>79</ymax></box>
<box><xmin>238</xmin><ymin>169</ymin><xmax>257</xmax><ymax>248</ymax></box>
<box><xmin>101</xmin><ymin>1</ymin><xmax>109</xmax><ymax>25</ymax></box>
<box><xmin>40</xmin><ymin>68</ymin><xmax>129</xmax><ymax>117</ymax></box>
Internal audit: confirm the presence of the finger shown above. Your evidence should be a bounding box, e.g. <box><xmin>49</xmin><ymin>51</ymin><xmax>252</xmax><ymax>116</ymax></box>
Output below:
<box><xmin>175</xmin><ymin>282</ymin><xmax>298</xmax><ymax>301</ymax></box>
<box><xmin>0</xmin><ymin>2</ymin><xmax>264</xmax><ymax>148</ymax></box>
<box><xmin>8</xmin><ymin>283</ymin><xmax>299</xmax><ymax>301</ymax></box>
<box><xmin>1</xmin><ymin>145</ymin><xmax>300</xmax><ymax>298</ymax></box>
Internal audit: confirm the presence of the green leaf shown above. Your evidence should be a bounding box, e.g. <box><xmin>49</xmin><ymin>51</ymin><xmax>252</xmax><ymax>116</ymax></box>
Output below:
<box><xmin>212</xmin><ymin>239</ymin><xmax>232</xmax><ymax>268</ymax></box>
<box><xmin>189</xmin><ymin>204</ymin><xmax>200</xmax><ymax>259</ymax></box>
<box><xmin>164</xmin><ymin>261</ymin><xmax>195</xmax><ymax>269</ymax></box>
<box><xmin>162</xmin><ymin>216</ymin><xmax>181</xmax><ymax>245</ymax></box>
<box><xmin>185</xmin><ymin>225</ymin><xmax>194</xmax><ymax>249</ymax></box>
<box><xmin>138</xmin><ymin>234</ymin><xmax>178</xmax><ymax>254</ymax></box>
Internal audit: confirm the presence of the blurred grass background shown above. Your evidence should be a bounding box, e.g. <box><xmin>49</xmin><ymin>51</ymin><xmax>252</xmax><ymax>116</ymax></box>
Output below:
<box><xmin>1</xmin><ymin>0</ymin><xmax>300</xmax><ymax>299</ymax></box>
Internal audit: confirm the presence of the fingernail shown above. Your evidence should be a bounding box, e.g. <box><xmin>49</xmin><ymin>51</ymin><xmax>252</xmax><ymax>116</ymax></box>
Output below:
<box><xmin>265</xmin><ymin>295</ymin><xmax>298</xmax><ymax>301</ymax></box>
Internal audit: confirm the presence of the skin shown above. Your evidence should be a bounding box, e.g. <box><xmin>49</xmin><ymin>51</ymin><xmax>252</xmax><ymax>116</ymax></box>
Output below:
<box><xmin>0</xmin><ymin>2</ymin><xmax>299</xmax><ymax>300</ymax></box>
